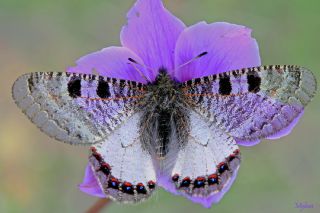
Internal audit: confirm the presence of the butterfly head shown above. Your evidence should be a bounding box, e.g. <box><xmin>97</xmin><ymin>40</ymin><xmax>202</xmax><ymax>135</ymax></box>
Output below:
<box><xmin>147</xmin><ymin>68</ymin><xmax>181</xmax><ymax>110</ymax></box>
<box><xmin>154</xmin><ymin>67</ymin><xmax>171</xmax><ymax>84</ymax></box>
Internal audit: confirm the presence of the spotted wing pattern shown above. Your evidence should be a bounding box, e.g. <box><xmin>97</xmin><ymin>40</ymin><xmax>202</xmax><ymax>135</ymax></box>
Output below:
<box><xmin>182</xmin><ymin>65</ymin><xmax>317</xmax><ymax>142</ymax></box>
<box><xmin>160</xmin><ymin>110</ymin><xmax>240</xmax><ymax>199</ymax></box>
<box><xmin>12</xmin><ymin>72</ymin><xmax>146</xmax><ymax>145</ymax></box>
<box><xmin>89</xmin><ymin>113</ymin><xmax>157</xmax><ymax>203</ymax></box>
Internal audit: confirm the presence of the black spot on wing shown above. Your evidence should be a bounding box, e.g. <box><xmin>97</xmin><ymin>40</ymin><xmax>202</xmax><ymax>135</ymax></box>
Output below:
<box><xmin>203</xmin><ymin>76</ymin><xmax>210</xmax><ymax>83</ymax></box>
<box><xmin>119</xmin><ymin>79</ymin><xmax>126</xmax><ymax>96</ymax></box>
<box><xmin>219</xmin><ymin>74</ymin><xmax>232</xmax><ymax>95</ymax></box>
<box><xmin>247</xmin><ymin>71</ymin><xmax>261</xmax><ymax>93</ymax></box>
<box><xmin>194</xmin><ymin>78</ymin><xmax>201</xmax><ymax>84</ymax></box>
<box><xmin>131</xmin><ymin>81</ymin><xmax>137</xmax><ymax>87</ymax></box>
<box><xmin>28</xmin><ymin>73</ymin><xmax>34</xmax><ymax>93</ymax></box>
<box><xmin>211</xmin><ymin>74</ymin><xmax>217</xmax><ymax>82</ymax></box>
<box><xmin>68</xmin><ymin>77</ymin><xmax>81</xmax><ymax>98</ymax></box>
<box><xmin>97</xmin><ymin>78</ymin><xmax>111</xmax><ymax>98</ymax></box>
<box><xmin>48</xmin><ymin>72</ymin><xmax>53</xmax><ymax>79</ymax></box>
<box><xmin>137</xmin><ymin>83</ymin><xmax>143</xmax><ymax>90</ymax></box>
<box><xmin>186</xmin><ymin>80</ymin><xmax>193</xmax><ymax>86</ymax></box>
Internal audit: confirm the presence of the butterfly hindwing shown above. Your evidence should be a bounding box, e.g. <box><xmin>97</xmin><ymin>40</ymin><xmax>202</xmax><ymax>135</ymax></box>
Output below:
<box><xmin>160</xmin><ymin>110</ymin><xmax>240</xmax><ymax>199</ymax></box>
<box><xmin>12</xmin><ymin>72</ymin><xmax>146</xmax><ymax>145</ymax></box>
<box><xmin>89</xmin><ymin>113</ymin><xmax>157</xmax><ymax>203</ymax></box>
<box><xmin>182</xmin><ymin>65</ymin><xmax>317</xmax><ymax>142</ymax></box>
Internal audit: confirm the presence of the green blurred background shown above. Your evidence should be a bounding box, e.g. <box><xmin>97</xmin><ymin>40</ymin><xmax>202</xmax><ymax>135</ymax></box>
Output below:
<box><xmin>0</xmin><ymin>0</ymin><xmax>319</xmax><ymax>212</ymax></box>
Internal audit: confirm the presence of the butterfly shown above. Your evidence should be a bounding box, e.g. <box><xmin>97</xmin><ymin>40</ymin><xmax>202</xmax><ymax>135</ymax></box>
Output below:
<box><xmin>12</xmin><ymin>65</ymin><xmax>317</xmax><ymax>202</ymax></box>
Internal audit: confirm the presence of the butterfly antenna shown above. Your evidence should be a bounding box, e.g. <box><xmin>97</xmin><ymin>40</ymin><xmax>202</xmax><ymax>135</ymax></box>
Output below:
<box><xmin>178</xmin><ymin>51</ymin><xmax>208</xmax><ymax>69</ymax></box>
<box><xmin>128</xmin><ymin>58</ymin><xmax>153</xmax><ymax>83</ymax></box>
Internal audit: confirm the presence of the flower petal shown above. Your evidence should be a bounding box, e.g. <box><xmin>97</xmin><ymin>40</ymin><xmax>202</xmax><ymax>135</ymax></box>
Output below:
<box><xmin>67</xmin><ymin>46</ymin><xmax>149</xmax><ymax>83</ymax></box>
<box><xmin>174</xmin><ymin>22</ymin><xmax>261</xmax><ymax>82</ymax></box>
<box><xmin>236</xmin><ymin>138</ymin><xmax>261</xmax><ymax>147</ymax></box>
<box><xmin>266</xmin><ymin>110</ymin><xmax>304</xmax><ymax>140</ymax></box>
<box><xmin>78</xmin><ymin>164</ymin><xmax>105</xmax><ymax>198</ymax></box>
<box><xmin>121</xmin><ymin>0</ymin><xmax>186</xmax><ymax>80</ymax></box>
<box><xmin>158</xmin><ymin>169</ymin><xmax>239</xmax><ymax>208</ymax></box>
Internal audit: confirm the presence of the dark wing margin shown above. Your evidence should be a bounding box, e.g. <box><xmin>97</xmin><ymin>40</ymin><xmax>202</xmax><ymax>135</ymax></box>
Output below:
<box><xmin>12</xmin><ymin>72</ymin><xmax>146</xmax><ymax>145</ymax></box>
<box><xmin>182</xmin><ymin>65</ymin><xmax>317</xmax><ymax>141</ymax></box>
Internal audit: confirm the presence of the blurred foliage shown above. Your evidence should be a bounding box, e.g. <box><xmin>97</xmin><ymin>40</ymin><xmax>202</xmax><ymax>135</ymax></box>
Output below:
<box><xmin>0</xmin><ymin>0</ymin><xmax>319</xmax><ymax>212</ymax></box>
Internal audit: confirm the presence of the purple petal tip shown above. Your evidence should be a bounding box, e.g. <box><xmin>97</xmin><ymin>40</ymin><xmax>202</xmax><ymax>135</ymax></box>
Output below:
<box><xmin>236</xmin><ymin>139</ymin><xmax>261</xmax><ymax>147</ymax></box>
<box><xmin>79</xmin><ymin>164</ymin><xmax>105</xmax><ymax>198</ymax></box>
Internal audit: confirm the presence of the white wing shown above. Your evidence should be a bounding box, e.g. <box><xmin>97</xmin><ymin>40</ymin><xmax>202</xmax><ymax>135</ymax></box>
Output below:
<box><xmin>12</xmin><ymin>72</ymin><xmax>146</xmax><ymax>145</ymax></box>
<box><xmin>159</xmin><ymin>111</ymin><xmax>240</xmax><ymax>201</ymax></box>
<box><xmin>89</xmin><ymin>113</ymin><xmax>157</xmax><ymax>203</ymax></box>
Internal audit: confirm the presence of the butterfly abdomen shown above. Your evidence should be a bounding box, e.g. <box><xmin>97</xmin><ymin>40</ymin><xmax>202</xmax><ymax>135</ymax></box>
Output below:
<box><xmin>157</xmin><ymin>109</ymin><xmax>172</xmax><ymax>157</ymax></box>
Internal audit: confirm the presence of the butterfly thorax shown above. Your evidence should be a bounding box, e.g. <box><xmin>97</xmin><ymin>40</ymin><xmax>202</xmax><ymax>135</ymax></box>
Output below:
<box><xmin>146</xmin><ymin>69</ymin><xmax>180</xmax><ymax>110</ymax></box>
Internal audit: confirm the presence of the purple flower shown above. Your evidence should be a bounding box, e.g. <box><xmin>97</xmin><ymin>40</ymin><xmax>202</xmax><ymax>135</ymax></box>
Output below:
<box><xmin>69</xmin><ymin>0</ymin><xmax>303</xmax><ymax>208</ymax></box>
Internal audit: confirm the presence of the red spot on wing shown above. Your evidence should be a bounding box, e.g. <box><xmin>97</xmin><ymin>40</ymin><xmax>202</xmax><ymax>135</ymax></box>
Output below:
<box><xmin>147</xmin><ymin>180</ymin><xmax>156</xmax><ymax>189</ymax></box>
<box><xmin>172</xmin><ymin>174</ymin><xmax>179</xmax><ymax>182</ymax></box>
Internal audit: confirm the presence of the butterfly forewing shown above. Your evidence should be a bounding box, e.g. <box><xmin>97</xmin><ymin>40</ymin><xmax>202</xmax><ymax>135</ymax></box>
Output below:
<box><xmin>182</xmin><ymin>65</ymin><xmax>317</xmax><ymax>142</ymax></box>
<box><xmin>12</xmin><ymin>72</ymin><xmax>146</xmax><ymax>145</ymax></box>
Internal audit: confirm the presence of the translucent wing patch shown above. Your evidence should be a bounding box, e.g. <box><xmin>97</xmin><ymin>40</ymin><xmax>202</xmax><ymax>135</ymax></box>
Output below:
<box><xmin>89</xmin><ymin>113</ymin><xmax>157</xmax><ymax>203</ymax></box>
<box><xmin>182</xmin><ymin>65</ymin><xmax>317</xmax><ymax>141</ymax></box>
<box><xmin>12</xmin><ymin>72</ymin><xmax>146</xmax><ymax>145</ymax></box>
<box><xmin>160</xmin><ymin>111</ymin><xmax>240</xmax><ymax>200</ymax></box>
